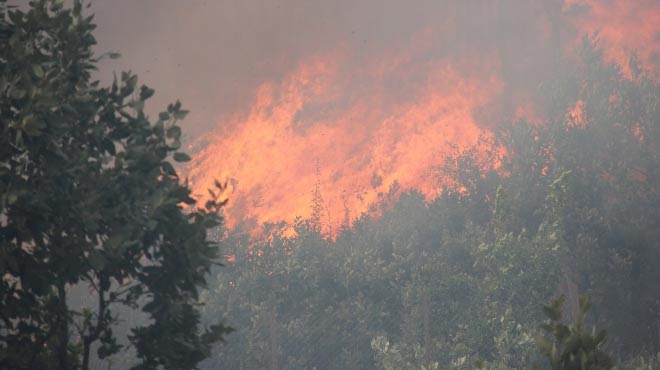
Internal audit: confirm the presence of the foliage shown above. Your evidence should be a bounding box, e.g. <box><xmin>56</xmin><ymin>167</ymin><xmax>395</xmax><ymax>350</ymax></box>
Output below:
<box><xmin>614</xmin><ymin>352</ymin><xmax>660</xmax><ymax>370</ymax></box>
<box><xmin>371</xmin><ymin>336</ymin><xmax>439</xmax><ymax>370</ymax></box>
<box><xmin>534</xmin><ymin>295</ymin><xmax>612</xmax><ymax>370</ymax></box>
<box><xmin>0</xmin><ymin>1</ymin><xmax>229</xmax><ymax>369</ymax></box>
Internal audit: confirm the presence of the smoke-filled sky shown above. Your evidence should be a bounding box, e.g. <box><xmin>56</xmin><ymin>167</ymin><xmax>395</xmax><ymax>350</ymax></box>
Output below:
<box><xmin>91</xmin><ymin>0</ymin><xmax>660</xmax><ymax>233</ymax></box>
<box><xmin>94</xmin><ymin>0</ymin><xmax>488</xmax><ymax>137</ymax></box>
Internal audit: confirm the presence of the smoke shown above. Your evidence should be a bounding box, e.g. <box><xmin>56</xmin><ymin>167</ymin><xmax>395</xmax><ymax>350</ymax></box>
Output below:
<box><xmin>91</xmin><ymin>0</ymin><xmax>660</xmax><ymax>232</ymax></box>
<box><xmin>91</xmin><ymin>1</ymin><xmax>551</xmax><ymax>134</ymax></box>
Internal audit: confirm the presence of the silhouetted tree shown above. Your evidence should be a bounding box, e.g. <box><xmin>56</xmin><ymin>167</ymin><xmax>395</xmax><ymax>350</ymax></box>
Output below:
<box><xmin>0</xmin><ymin>2</ymin><xmax>230</xmax><ymax>369</ymax></box>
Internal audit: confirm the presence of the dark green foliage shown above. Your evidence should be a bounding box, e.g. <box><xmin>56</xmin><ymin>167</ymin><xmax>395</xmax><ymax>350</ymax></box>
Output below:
<box><xmin>535</xmin><ymin>295</ymin><xmax>612</xmax><ymax>370</ymax></box>
<box><xmin>0</xmin><ymin>1</ymin><xmax>229</xmax><ymax>369</ymax></box>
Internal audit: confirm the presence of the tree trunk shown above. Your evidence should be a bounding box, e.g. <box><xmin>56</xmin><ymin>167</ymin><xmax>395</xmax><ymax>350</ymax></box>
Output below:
<box><xmin>270</xmin><ymin>306</ymin><xmax>278</xmax><ymax>370</ymax></box>
<box><xmin>57</xmin><ymin>284</ymin><xmax>69</xmax><ymax>370</ymax></box>
<box><xmin>563</xmin><ymin>272</ymin><xmax>579</xmax><ymax>322</ymax></box>
<box><xmin>423</xmin><ymin>293</ymin><xmax>431</xmax><ymax>368</ymax></box>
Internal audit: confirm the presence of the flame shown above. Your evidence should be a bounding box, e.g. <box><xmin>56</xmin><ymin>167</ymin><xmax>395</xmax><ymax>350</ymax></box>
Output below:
<box><xmin>566</xmin><ymin>100</ymin><xmax>587</xmax><ymax>128</ymax></box>
<box><xmin>188</xmin><ymin>1</ymin><xmax>660</xmax><ymax>235</ymax></box>
<box><xmin>563</xmin><ymin>0</ymin><xmax>660</xmax><ymax>79</ymax></box>
<box><xmin>189</xmin><ymin>46</ymin><xmax>503</xmax><ymax>233</ymax></box>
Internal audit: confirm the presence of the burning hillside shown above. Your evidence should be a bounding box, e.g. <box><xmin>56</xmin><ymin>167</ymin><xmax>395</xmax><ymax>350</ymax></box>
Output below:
<box><xmin>188</xmin><ymin>0</ymin><xmax>660</xmax><ymax>234</ymax></box>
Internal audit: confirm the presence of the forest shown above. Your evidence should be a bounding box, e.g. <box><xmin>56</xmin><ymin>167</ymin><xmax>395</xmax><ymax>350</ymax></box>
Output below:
<box><xmin>199</xmin><ymin>41</ymin><xmax>660</xmax><ymax>369</ymax></box>
<box><xmin>2</xmin><ymin>1</ymin><xmax>660</xmax><ymax>370</ymax></box>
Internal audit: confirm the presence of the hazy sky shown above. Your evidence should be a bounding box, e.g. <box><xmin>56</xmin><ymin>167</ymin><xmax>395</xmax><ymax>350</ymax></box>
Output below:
<box><xmin>14</xmin><ymin>1</ymin><xmax>660</xmax><ymax>140</ymax></box>
<box><xmin>90</xmin><ymin>0</ymin><xmax>568</xmax><ymax>140</ymax></box>
<box><xmin>91</xmin><ymin>0</ymin><xmax>454</xmax><ymax>139</ymax></box>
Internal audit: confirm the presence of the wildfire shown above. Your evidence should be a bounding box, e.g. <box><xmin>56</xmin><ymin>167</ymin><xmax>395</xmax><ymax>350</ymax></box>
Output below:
<box><xmin>188</xmin><ymin>0</ymin><xmax>660</xmax><ymax>236</ymax></box>
<box><xmin>563</xmin><ymin>0</ymin><xmax>660</xmax><ymax>79</ymax></box>
<box><xmin>189</xmin><ymin>46</ymin><xmax>502</xmax><ymax>233</ymax></box>
<box><xmin>566</xmin><ymin>100</ymin><xmax>586</xmax><ymax>128</ymax></box>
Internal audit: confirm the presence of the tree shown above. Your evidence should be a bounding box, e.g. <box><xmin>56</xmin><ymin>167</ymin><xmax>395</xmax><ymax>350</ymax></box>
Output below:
<box><xmin>0</xmin><ymin>1</ymin><xmax>230</xmax><ymax>369</ymax></box>
<box><xmin>534</xmin><ymin>295</ymin><xmax>612</xmax><ymax>370</ymax></box>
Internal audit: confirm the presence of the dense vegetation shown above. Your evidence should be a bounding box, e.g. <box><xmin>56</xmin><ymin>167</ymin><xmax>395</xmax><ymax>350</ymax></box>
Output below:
<box><xmin>3</xmin><ymin>1</ymin><xmax>660</xmax><ymax>370</ymax></box>
<box><xmin>0</xmin><ymin>2</ymin><xmax>228</xmax><ymax>370</ymax></box>
<box><xmin>199</xmin><ymin>40</ymin><xmax>660</xmax><ymax>370</ymax></box>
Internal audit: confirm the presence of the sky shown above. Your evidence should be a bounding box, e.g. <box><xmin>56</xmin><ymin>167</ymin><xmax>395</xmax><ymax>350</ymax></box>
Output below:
<box><xmin>90</xmin><ymin>0</ymin><xmax>562</xmax><ymax>138</ymax></box>
<box><xmin>91</xmin><ymin>0</ymin><xmax>454</xmax><ymax>138</ymax></box>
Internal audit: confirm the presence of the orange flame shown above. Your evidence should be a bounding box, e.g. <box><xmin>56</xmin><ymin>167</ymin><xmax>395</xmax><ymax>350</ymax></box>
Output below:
<box><xmin>563</xmin><ymin>0</ymin><xmax>660</xmax><ymax>79</ymax></box>
<box><xmin>566</xmin><ymin>99</ymin><xmax>587</xmax><ymax>128</ymax></box>
<box><xmin>189</xmin><ymin>46</ymin><xmax>503</xmax><ymax>233</ymax></box>
<box><xmin>188</xmin><ymin>1</ymin><xmax>660</xmax><ymax>235</ymax></box>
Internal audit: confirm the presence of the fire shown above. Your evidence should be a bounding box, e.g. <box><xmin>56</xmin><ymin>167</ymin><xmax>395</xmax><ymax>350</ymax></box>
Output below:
<box><xmin>188</xmin><ymin>0</ymin><xmax>660</xmax><ymax>235</ymax></box>
<box><xmin>566</xmin><ymin>100</ymin><xmax>587</xmax><ymax>128</ymax></box>
<box><xmin>189</xmin><ymin>46</ymin><xmax>502</xmax><ymax>233</ymax></box>
<box><xmin>563</xmin><ymin>0</ymin><xmax>660</xmax><ymax>79</ymax></box>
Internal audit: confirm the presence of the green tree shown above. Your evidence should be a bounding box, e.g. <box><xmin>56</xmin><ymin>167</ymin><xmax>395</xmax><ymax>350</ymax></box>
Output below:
<box><xmin>534</xmin><ymin>295</ymin><xmax>612</xmax><ymax>370</ymax></box>
<box><xmin>0</xmin><ymin>1</ymin><xmax>229</xmax><ymax>369</ymax></box>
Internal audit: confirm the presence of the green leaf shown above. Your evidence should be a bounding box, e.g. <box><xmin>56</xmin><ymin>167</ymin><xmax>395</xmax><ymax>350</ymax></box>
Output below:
<box><xmin>31</xmin><ymin>64</ymin><xmax>44</xmax><ymax>78</ymax></box>
<box><xmin>103</xmin><ymin>138</ymin><xmax>116</xmax><ymax>155</ymax></box>
<box><xmin>173</xmin><ymin>152</ymin><xmax>191</xmax><ymax>162</ymax></box>
<box><xmin>161</xmin><ymin>162</ymin><xmax>177</xmax><ymax>177</ymax></box>
<box><xmin>10</xmin><ymin>87</ymin><xmax>25</xmax><ymax>99</ymax></box>
<box><xmin>140</xmin><ymin>85</ymin><xmax>155</xmax><ymax>101</ymax></box>
<box><xmin>7</xmin><ymin>192</ymin><xmax>18</xmax><ymax>205</ymax></box>
<box><xmin>173</xmin><ymin>109</ymin><xmax>189</xmax><ymax>120</ymax></box>
<box><xmin>22</xmin><ymin>114</ymin><xmax>45</xmax><ymax>136</ymax></box>
<box><xmin>166</xmin><ymin>125</ymin><xmax>181</xmax><ymax>139</ymax></box>
<box><xmin>7</xmin><ymin>10</ymin><xmax>23</xmax><ymax>24</ymax></box>
<box><xmin>88</xmin><ymin>250</ymin><xmax>107</xmax><ymax>270</ymax></box>
<box><xmin>126</xmin><ymin>74</ymin><xmax>137</xmax><ymax>89</ymax></box>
